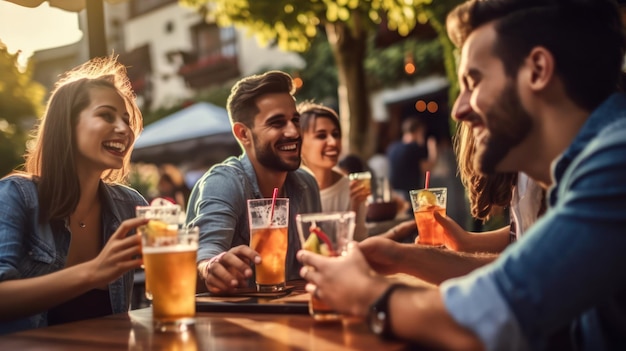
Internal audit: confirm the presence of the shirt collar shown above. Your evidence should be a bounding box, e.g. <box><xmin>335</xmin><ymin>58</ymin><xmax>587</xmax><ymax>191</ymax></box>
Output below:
<box><xmin>238</xmin><ymin>153</ymin><xmax>308</xmax><ymax>198</ymax></box>
<box><xmin>549</xmin><ymin>92</ymin><xmax>626</xmax><ymax>204</ymax></box>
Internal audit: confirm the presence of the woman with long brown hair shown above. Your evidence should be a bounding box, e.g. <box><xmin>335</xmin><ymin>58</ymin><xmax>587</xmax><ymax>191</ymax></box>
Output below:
<box><xmin>0</xmin><ymin>56</ymin><xmax>148</xmax><ymax>334</ymax></box>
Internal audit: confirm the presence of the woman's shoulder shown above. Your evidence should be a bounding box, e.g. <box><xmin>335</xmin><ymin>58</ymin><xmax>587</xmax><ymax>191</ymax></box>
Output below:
<box><xmin>0</xmin><ymin>174</ymin><xmax>37</xmax><ymax>196</ymax></box>
<box><xmin>103</xmin><ymin>183</ymin><xmax>148</xmax><ymax>206</ymax></box>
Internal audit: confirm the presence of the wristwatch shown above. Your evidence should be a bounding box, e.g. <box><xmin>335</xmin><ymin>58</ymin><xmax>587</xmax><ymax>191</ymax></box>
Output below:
<box><xmin>367</xmin><ymin>284</ymin><xmax>405</xmax><ymax>339</ymax></box>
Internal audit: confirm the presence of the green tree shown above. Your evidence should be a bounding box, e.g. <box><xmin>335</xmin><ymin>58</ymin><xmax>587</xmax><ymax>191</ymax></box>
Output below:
<box><xmin>180</xmin><ymin>0</ymin><xmax>461</xmax><ymax>157</ymax></box>
<box><xmin>0</xmin><ymin>42</ymin><xmax>45</xmax><ymax>177</ymax></box>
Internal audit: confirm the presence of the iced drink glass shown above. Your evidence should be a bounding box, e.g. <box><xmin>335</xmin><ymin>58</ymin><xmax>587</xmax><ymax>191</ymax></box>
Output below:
<box><xmin>348</xmin><ymin>171</ymin><xmax>372</xmax><ymax>194</ymax></box>
<box><xmin>247</xmin><ymin>198</ymin><xmax>289</xmax><ymax>292</ymax></box>
<box><xmin>295</xmin><ymin>211</ymin><xmax>356</xmax><ymax>321</ymax></box>
<box><xmin>136</xmin><ymin>204</ymin><xmax>181</xmax><ymax>300</ymax></box>
<box><xmin>409</xmin><ymin>187</ymin><xmax>447</xmax><ymax>246</ymax></box>
<box><xmin>142</xmin><ymin>226</ymin><xmax>198</xmax><ymax>332</ymax></box>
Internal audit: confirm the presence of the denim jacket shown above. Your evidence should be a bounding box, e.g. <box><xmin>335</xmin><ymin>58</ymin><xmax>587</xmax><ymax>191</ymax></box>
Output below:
<box><xmin>442</xmin><ymin>93</ymin><xmax>626</xmax><ymax>351</ymax></box>
<box><xmin>0</xmin><ymin>175</ymin><xmax>147</xmax><ymax>334</ymax></box>
<box><xmin>186</xmin><ymin>154</ymin><xmax>322</xmax><ymax>285</ymax></box>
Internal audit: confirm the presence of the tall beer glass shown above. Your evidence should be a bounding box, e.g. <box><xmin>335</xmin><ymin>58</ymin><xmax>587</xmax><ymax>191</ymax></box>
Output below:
<box><xmin>142</xmin><ymin>226</ymin><xmax>198</xmax><ymax>332</ymax></box>
<box><xmin>136</xmin><ymin>204</ymin><xmax>181</xmax><ymax>300</ymax></box>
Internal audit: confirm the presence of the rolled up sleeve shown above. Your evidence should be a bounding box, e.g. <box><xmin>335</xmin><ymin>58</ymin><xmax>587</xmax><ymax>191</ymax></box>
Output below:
<box><xmin>441</xmin><ymin>268</ymin><xmax>530</xmax><ymax>351</ymax></box>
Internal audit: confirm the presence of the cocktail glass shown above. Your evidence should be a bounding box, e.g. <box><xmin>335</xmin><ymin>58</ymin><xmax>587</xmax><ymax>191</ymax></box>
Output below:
<box><xmin>142</xmin><ymin>226</ymin><xmax>198</xmax><ymax>332</ymax></box>
<box><xmin>409</xmin><ymin>187</ymin><xmax>447</xmax><ymax>246</ymax></box>
<box><xmin>295</xmin><ymin>211</ymin><xmax>356</xmax><ymax>321</ymax></box>
<box><xmin>247</xmin><ymin>198</ymin><xmax>289</xmax><ymax>292</ymax></box>
<box><xmin>136</xmin><ymin>204</ymin><xmax>182</xmax><ymax>300</ymax></box>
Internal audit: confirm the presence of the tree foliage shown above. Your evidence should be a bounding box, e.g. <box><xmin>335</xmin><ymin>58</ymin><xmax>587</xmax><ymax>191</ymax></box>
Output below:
<box><xmin>181</xmin><ymin>0</ymin><xmax>432</xmax><ymax>51</ymax></box>
<box><xmin>0</xmin><ymin>42</ymin><xmax>45</xmax><ymax>177</ymax></box>
<box><xmin>180</xmin><ymin>0</ymin><xmax>462</xmax><ymax>156</ymax></box>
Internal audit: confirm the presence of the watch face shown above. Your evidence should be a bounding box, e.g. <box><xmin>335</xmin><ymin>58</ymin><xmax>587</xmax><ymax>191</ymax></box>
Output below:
<box><xmin>369</xmin><ymin>310</ymin><xmax>386</xmax><ymax>335</ymax></box>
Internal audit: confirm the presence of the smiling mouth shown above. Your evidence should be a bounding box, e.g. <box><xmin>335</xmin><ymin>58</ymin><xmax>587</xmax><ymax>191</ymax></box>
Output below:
<box><xmin>103</xmin><ymin>141</ymin><xmax>127</xmax><ymax>154</ymax></box>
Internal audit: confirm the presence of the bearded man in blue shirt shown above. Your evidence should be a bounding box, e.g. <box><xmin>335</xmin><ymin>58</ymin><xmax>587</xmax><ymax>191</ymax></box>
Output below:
<box><xmin>297</xmin><ymin>0</ymin><xmax>626</xmax><ymax>350</ymax></box>
<box><xmin>187</xmin><ymin>71</ymin><xmax>321</xmax><ymax>293</ymax></box>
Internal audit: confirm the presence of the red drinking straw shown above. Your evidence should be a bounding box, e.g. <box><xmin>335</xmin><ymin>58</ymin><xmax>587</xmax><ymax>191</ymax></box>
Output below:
<box><xmin>424</xmin><ymin>171</ymin><xmax>430</xmax><ymax>189</ymax></box>
<box><xmin>268</xmin><ymin>187</ymin><xmax>279</xmax><ymax>226</ymax></box>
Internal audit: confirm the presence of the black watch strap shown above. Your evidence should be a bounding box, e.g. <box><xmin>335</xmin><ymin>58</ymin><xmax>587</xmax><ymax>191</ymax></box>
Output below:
<box><xmin>368</xmin><ymin>283</ymin><xmax>406</xmax><ymax>339</ymax></box>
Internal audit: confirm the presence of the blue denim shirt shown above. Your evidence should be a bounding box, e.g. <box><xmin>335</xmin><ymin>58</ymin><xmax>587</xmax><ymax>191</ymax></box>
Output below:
<box><xmin>186</xmin><ymin>154</ymin><xmax>322</xmax><ymax>285</ymax></box>
<box><xmin>442</xmin><ymin>93</ymin><xmax>626</xmax><ymax>351</ymax></box>
<box><xmin>0</xmin><ymin>175</ymin><xmax>147</xmax><ymax>335</ymax></box>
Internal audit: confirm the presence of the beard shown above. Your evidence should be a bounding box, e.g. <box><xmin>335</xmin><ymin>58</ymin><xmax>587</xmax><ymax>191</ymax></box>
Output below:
<box><xmin>475</xmin><ymin>81</ymin><xmax>533</xmax><ymax>174</ymax></box>
<box><xmin>252</xmin><ymin>134</ymin><xmax>301</xmax><ymax>172</ymax></box>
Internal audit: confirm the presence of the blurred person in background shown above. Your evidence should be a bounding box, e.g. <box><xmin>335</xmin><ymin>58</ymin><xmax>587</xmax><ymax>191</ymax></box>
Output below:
<box><xmin>0</xmin><ymin>57</ymin><xmax>148</xmax><ymax>334</ymax></box>
<box><xmin>156</xmin><ymin>164</ymin><xmax>191</xmax><ymax>208</ymax></box>
<box><xmin>386</xmin><ymin>116</ymin><xmax>437</xmax><ymax>203</ymax></box>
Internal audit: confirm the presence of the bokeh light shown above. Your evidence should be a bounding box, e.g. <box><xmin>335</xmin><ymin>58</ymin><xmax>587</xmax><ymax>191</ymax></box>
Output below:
<box><xmin>415</xmin><ymin>100</ymin><xmax>426</xmax><ymax>112</ymax></box>
<box><xmin>427</xmin><ymin>101</ymin><xmax>438</xmax><ymax>113</ymax></box>
<box><xmin>293</xmin><ymin>77</ymin><xmax>304</xmax><ymax>89</ymax></box>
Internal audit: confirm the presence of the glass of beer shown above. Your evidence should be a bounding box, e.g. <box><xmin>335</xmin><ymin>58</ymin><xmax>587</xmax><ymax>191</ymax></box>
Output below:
<box><xmin>348</xmin><ymin>171</ymin><xmax>372</xmax><ymax>194</ymax></box>
<box><xmin>295</xmin><ymin>211</ymin><xmax>356</xmax><ymax>321</ymax></box>
<box><xmin>247</xmin><ymin>198</ymin><xmax>289</xmax><ymax>292</ymax></box>
<box><xmin>136</xmin><ymin>204</ymin><xmax>182</xmax><ymax>300</ymax></box>
<box><xmin>141</xmin><ymin>226</ymin><xmax>199</xmax><ymax>332</ymax></box>
<box><xmin>409</xmin><ymin>187</ymin><xmax>447</xmax><ymax>246</ymax></box>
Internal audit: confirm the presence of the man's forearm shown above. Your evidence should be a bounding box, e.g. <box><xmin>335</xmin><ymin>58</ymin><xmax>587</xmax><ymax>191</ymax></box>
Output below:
<box><xmin>389</xmin><ymin>287</ymin><xmax>484</xmax><ymax>350</ymax></box>
<box><xmin>397</xmin><ymin>245</ymin><xmax>499</xmax><ymax>285</ymax></box>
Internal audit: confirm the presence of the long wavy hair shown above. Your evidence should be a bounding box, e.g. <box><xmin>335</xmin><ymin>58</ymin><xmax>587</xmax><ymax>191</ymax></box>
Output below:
<box><xmin>22</xmin><ymin>56</ymin><xmax>143</xmax><ymax>223</ymax></box>
<box><xmin>454</xmin><ymin>123</ymin><xmax>515</xmax><ymax>221</ymax></box>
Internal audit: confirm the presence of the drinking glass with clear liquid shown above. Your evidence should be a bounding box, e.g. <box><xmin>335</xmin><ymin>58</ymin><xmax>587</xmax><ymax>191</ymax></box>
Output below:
<box><xmin>296</xmin><ymin>211</ymin><xmax>356</xmax><ymax>321</ymax></box>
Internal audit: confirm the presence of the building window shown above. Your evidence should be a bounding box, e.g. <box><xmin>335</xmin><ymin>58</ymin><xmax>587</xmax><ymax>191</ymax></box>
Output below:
<box><xmin>193</xmin><ymin>23</ymin><xmax>237</xmax><ymax>61</ymax></box>
<box><xmin>178</xmin><ymin>23</ymin><xmax>239</xmax><ymax>88</ymax></box>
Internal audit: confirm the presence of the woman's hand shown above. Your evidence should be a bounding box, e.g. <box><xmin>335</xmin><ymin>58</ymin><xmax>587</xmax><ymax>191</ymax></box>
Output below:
<box><xmin>349</xmin><ymin>179</ymin><xmax>370</xmax><ymax>211</ymax></box>
<box><xmin>87</xmin><ymin>217</ymin><xmax>147</xmax><ymax>288</ymax></box>
<box><xmin>434</xmin><ymin>212</ymin><xmax>470</xmax><ymax>251</ymax></box>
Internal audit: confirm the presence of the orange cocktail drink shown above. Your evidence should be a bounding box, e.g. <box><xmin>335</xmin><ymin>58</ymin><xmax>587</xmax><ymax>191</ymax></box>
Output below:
<box><xmin>142</xmin><ymin>226</ymin><xmax>198</xmax><ymax>332</ymax></box>
<box><xmin>296</xmin><ymin>211</ymin><xmax>356</xmax><ymax>321</ymax></box>
<box><xmin>247</xmin><ymin>198</ymin><xmax>290</xmax><ymax>292</ymax></box>
<box><xmin>410</xmin><ymin>188</ymin><xmax>447</xmax><ymax>246</ymax></box>
<box><xmin>250</xmin><ymin>225</ymin><xmax>288</xmax><ymax>286</ymax></box>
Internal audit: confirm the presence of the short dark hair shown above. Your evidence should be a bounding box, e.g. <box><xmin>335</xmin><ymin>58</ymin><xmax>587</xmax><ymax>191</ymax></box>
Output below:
<box><xmin>297</xmin><ymin>101</ymin><xmax>341</xmax><ymax>135</ymax></box>
<box><xmin>401</xmin><ymin>116</ymin><xmax>424</xmax><ymax>134</ymax></box>
<box><xmin>226</xmin><ymin>71</ymin><xmax>295</xmax><ymax>128</ymax></box>
<box><xmin>447</xmin><ymin>0</ymin><xmax>626</xmax><ymax>111</ymax></box>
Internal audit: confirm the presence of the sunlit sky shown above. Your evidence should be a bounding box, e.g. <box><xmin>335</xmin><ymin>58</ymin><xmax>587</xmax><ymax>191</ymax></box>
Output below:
<box><xmin>0</xmin><ymin>1</ymin><xmax>83</xmax><ymax>66</ymax></box>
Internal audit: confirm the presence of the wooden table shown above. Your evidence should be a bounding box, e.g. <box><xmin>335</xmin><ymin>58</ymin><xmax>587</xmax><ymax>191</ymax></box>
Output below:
<box><xmin>0</xmin><ymin>307</ymin><xmax>415</xmax><ymax>350</ymax></box>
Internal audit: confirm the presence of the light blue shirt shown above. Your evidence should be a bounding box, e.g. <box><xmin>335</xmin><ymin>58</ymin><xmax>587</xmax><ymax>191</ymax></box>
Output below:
<box><xmin>441</xmin><ymin>93</ymin><xmax>626</xmax><ymax>351</ymax></box>
<box><xmin>0</xmin><ymin>175</ymin><xmax>147</xmax><ymax>334</ymax></box>
<box><xmin>186</xmin><ymin>154</ymin><xmax>322</xmax><ymax>284</ymax></box>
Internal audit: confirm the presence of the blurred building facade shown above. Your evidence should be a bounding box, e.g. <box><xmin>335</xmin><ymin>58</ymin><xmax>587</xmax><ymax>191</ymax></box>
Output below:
<box><xmin>31</xmin><ymin>0</ymin><xmax>305</xmax><ymax>112</ymax></box>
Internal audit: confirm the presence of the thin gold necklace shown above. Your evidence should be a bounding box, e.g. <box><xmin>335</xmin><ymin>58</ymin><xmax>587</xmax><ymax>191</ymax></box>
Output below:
<box><xmin>73</xmin><ymin>200</ymin><xmax>99</xmax><ymax>229</ymax></box>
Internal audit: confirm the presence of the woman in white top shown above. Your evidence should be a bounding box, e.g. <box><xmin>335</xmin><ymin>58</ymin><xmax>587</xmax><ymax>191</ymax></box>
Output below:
<box><xmin>298</xmin><ymin>102</ymin><xmax>369</xmax><ymax>241</ymax></box>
